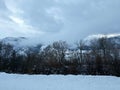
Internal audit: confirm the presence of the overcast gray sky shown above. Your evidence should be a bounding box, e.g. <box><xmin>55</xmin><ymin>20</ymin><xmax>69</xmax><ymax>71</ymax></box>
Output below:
<box><xmin>0</xmin><ymin>0</ymin><xmax>120</xmax><ymax>43</ymax></box>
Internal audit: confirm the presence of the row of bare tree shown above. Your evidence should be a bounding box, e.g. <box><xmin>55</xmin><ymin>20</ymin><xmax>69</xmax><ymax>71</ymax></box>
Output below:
<box><xmin>0</xmin><ymin>37</ymin><xmax>120</xmax><ymax>76</ymax></box>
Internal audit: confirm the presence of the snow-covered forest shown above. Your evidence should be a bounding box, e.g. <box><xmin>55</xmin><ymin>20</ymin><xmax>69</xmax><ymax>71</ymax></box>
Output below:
<box><xmin>0</xmin><ymin>36</ymin><xmax>120</xmax><ymax>76</ymax></box>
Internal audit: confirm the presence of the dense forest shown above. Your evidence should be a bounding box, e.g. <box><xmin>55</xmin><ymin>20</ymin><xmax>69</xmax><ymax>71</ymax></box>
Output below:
<box><xmin>0</xmin><ymin>37</ymin><xmax>120</xmax><ymax>76</ymax></box>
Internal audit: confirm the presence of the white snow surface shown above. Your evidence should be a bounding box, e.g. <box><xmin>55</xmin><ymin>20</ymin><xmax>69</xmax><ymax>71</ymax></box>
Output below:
<box><xmin>0</xmin><ymin>73</ymin><xmax>120</xmax><ymax>90</ymax></box>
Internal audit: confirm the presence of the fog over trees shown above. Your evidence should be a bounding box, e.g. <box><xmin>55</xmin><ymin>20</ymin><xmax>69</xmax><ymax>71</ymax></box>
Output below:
<box><xmin>0</xmin><ymin>37</ymin><xmax>120</xmax><ymax>76</ymax></box>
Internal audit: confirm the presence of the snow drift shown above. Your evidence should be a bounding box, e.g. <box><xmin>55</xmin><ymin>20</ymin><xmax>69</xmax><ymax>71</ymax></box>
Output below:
<box><xmin>0</xmin><ymin>73</ymin><xmax>120</xmax><ymax>90</ymax></box>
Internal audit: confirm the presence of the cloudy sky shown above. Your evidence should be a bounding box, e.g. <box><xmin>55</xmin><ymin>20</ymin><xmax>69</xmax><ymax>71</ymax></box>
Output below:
<box><xmin>0</xmin><ymin>0</ymin><xmax>120</xmax><ymax>43</ymax></box>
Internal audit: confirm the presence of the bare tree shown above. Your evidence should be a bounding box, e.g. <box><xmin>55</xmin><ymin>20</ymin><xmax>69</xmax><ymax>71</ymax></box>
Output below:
<box><xmin>76</xmin><ymin>40</ymin><xmax>85</xmax><ymax>63</ymax></box>
<box><xmin>52</xmin><ymin>41</ymin><xmax>68</xmax><ymax>64</ymax></box>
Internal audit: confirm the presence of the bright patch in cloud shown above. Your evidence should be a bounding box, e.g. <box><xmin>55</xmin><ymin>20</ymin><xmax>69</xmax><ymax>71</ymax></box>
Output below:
<box><xmin>9</xmin><ymin>16</ymin><xmax>24</xmax><ymax>25</ymax></box>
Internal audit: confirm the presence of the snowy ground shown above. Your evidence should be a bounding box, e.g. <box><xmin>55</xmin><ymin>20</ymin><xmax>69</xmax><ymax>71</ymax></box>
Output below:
<box><xmin>0</xmin><ymin>73</ymin><xmax>120</xmax><ymax>90</ymax></box>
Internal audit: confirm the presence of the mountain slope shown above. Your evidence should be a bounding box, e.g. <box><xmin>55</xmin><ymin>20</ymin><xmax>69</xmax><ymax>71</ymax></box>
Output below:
<box><xmin>1</xmin><ymin>37</ymin><xmax>27</xmax><ymax>48</ymax></box>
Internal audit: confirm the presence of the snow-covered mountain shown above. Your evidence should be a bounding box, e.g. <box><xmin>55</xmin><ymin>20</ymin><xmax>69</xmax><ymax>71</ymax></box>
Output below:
<box><xmin>1</xmin><ymin>37</ymin><xmax>27</xmax><ymax>48</ymax></box>
<box><xmin>84</xmin><ymin>34</ymin><xmax>120</xmax><ymax>45</ymax></box>
<box><xmin>109</xmin><ymin>35</ymin><xmax>120</xmax><ymax>45</ymax></box>
<box><xmin>0</xmin><ymin>37</ymin><xmax>43</xmax><ymax>55</ymax></box>
<box><xmin>85</xmin><ymin>34</ymin><xmax>120</xmax><ymax>40</ymax></box>
<box><xmin>0</xmin><ymin>34</ymin><xmax>120</xmax><ymax>51</ymax></box>
<box><xmin>0</xmin><ymin>37</ymin><xmax>29</xmax><ymax>55</ymax></box>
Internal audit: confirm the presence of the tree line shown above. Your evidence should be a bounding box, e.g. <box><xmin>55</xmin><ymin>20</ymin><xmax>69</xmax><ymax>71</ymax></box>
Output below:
<box><xmin>0</xmin><ymin>37</ymin><xmax>120</xmax><ymax>76</ymax></box>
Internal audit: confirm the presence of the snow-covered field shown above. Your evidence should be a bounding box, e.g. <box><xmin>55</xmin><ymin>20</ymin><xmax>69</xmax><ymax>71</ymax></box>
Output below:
<box><xmin>0</xmin><ymin>73</ymin><xmax>120</xmax><ymax>90</ymax></box>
